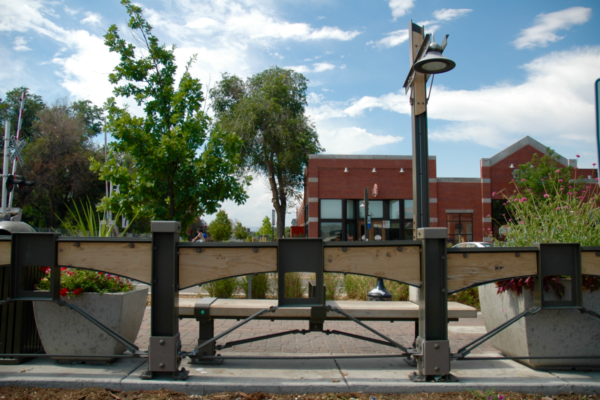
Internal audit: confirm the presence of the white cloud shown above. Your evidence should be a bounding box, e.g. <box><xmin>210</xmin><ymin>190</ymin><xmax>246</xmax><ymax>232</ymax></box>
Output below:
<box><xmin>388</xmin><ymin>0</ymin><xmax>414</xmax><ymax>21</ymax></box>
<box><xmin>319</xmin><ymin>127</ymin><xmax>403</xmax><ymax>154</ymax></box>
<box><xmin>80</xmin><ymin>12</ymin><xmax>102</xmax><ymax>27</ymax></box>
<box><xmin>307</xmin><ymin>46</ymin><xmax>600</xmax><ymax>151</ymax></box>
<box><xmin>514</xmin><ymin>7</ymin><xmax>592</xmax><ymax>50</ymax></box>
<box><xmin>367</xmin><ymin>29</ymin><xmax>408</xmax><ymax>48</ymax></box>
<box><xmin>63</xmin><ymin>6</ymin><xmax>78</xmax><ymax>16</ymax></box>
<box><xmin>432</xmin><ymin>9</ymin><xmax>472</xmax><ymax>21</ymax></box>
<box><xmin>285</xmin><ymin>62</ymin><xmax>335</xmax><ymax>74</ymax></box>
<box><xmin>13</xmin><ymin>36</ymin><xmax>31</xmax><ymax>51</ymax></box>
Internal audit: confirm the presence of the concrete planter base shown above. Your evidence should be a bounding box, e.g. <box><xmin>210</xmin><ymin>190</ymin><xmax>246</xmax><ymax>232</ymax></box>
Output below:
<box><xmin>479</xmin><ymin>282</ymin><xmax>600</xmax><ymax>370</ymax></box>
<box><xmin>33</xmin><ymin>288</ymin><xmax>148</xmax><ymax>363</ymax></box>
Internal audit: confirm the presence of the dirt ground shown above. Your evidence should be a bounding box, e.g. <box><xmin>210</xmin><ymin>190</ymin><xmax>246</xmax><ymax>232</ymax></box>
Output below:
<box><xmin>0</xmin><ymin>387</ymin><xmax>596</xmax><ymax>400</ymax></box>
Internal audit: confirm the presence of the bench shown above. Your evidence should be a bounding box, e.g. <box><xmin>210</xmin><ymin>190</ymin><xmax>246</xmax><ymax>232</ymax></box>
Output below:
<box><xmin>178</xmin><ymin>298</ymin><xmax>478</xmax><ymax>360</ymax></box>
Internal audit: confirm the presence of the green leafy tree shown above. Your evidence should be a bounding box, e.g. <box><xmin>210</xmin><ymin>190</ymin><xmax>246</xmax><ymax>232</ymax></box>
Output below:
<box><xmin>257</xmin><ymin>216</ymin><xmax>273</xmax><ymax>237</ymax></box>
<box><xmin>208</xmin><ymin>210</ymin><xmax>232</xmax><ymax>242</ymax></box>
<box><xmin>233</xmin><ymin>221</ymin><xmax>248</xmax><ymax>240</ymax></box>
<box><xmin>211</xmin><ymin>67</ymin><xmax>323</xmax><ymax>239</ymax></box>
<box><xmin>93</xmin><ymin>0</ymin><xmax>249</xmax><ymax>231</ymax></box>
<box><xmin>0</xmin><ymin>87</ymin><xmax>46</xmax><ymax>143</ymax></box>
<box><xmin>68</xmin><ymin>100</ymin><xmax>105</xmax><ymax>140</ymax></box>
<box><xmin>19</xmin><ymin>101</ymin><xmax>104</xmax><ymax>227</ymax></box>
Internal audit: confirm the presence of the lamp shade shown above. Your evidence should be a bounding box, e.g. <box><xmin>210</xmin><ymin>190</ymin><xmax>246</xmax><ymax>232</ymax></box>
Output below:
<box><xmin>413</xmin><ymin>43</ymin><xmax>455</xmax><ymax>74</ymax></box>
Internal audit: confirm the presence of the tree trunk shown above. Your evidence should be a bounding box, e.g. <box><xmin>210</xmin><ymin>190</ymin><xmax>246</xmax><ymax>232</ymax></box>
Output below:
<box><xmin>276</xmin><ymin>204</ymin><xmax>285</xmax><ymax>239</ymax></box>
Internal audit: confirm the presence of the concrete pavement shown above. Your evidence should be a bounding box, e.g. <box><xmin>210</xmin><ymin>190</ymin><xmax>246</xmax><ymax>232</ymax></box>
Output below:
<box><xmin>1</xmin><ymin>308</ymin><xmax>599</xmax><ymax>395</ymax></box>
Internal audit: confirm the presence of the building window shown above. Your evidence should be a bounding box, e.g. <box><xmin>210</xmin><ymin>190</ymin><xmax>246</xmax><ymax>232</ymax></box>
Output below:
<box><xmin>321</xmin><ymin>199</ymin><xmax>342</xmax><ymax>219</ymax></box>
<box><xmin>447</xmin><ymin>213</ymin><xmax>473</xmax><ymax>245</ymax></box>
<box><xmin>359</xmin><ymin>200</ymin><xmax>383</xmax><ymax>218</ymax></box>
<box><xmin>346</xmin><ymin>199</ymin><xmax>354</xmax><ymax>219</ymax></box>
<box><xmin>492</xmin><ymin>199</ymin><xmax>509</xmax><ymax>241</ymax></box>
<box><xmin>320</xmin><ymin>222</ymin><xmax>342</xmax><ymax>242</ymax></box>
<box><xmin>389</xmin><ymin>200</ymin><xmax>400</xmax><ymax>219</ymax></box>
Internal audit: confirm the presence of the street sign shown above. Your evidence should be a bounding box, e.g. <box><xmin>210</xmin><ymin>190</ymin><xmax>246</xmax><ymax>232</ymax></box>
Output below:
<box><xmin>9</xmin><ymin>139</ymin><xmax>25</xmax><ymax>167</ymax></box>
<box><xmin>596</xmin><ymin>79</ymin><xmax>600</xmax><ymax>179</ymax></box>
<box><xmin>367</xmin><ymin>216</ymin><xmax>371</xmax><ymax>229</ymax></box>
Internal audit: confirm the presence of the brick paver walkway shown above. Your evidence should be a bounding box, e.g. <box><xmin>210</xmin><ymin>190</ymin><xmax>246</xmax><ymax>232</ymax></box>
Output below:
<box><xmin>135</xmin><ymin>306</ymin><xmax>497</xmax><ymax>355</ymax></box>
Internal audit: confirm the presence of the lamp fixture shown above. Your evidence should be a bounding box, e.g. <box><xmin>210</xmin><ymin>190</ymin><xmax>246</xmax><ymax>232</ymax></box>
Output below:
<box><xmin>413</xmin><ymin>42</ymin><xmax>456</xmax><ymax>74</ymax></box>
<box><xmin>509</xmin><ymin>164</ymin><xmax>515</xmax><ymax>169</ymax></box>
<box><xmin>372</xmin><ymin>168</ymin><xmax>377</xmax><ymax>173</ymax></box>
<box><xmin>344</xmin><ymin>167</ymin><xmax>348</xmax><ymax>173</ymax></box>
<box><xmin>400</xmin><ymin>168</ymin><xmax>404</xmax><ymax>173</ymax></box>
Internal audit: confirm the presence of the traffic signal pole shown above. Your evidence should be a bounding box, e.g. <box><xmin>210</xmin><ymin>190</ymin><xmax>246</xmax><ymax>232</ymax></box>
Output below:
<box><xmin>2</xmin><ymin>121</ymin><xmax>10</xmax><ymax>214</ymax></box>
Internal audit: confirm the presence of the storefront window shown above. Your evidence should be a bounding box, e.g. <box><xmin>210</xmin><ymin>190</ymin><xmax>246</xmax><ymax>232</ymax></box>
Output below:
<box><xmin>346</xmin><ymin>222</ymin><xmax>356</xmax><ymax>241</ymax></box>
<box><xmin>447</xmin><ymin>213</ymin><xmax>473</xmax><ymax>245</ymax></box>
<box><xmin>404</xmin><ymin>220</ymin><xmax>414</xmax><ymax>240</ymax></box>
<box><xmin>346</xmin><ymin>200</ymin><xmax>354</xmax><ymax>219</ymax></box>
<box><xmin>388</xmin><ymin>222</ymin><xmax>401</xmax><ymax>240</ymax></box>
<box><xmin>320</xmin><ymin>222</ymin><xmax>342</xmax><ymax>242</ymax></box>
<box><xmin>404</xmin><ymin>199</ymin><xmax>413</xmax><ymax>220</ymax></box>
<box><xmin>389</xmin><ymin>200</ymin><xmax>400</xmax><ymax>219</ymax></box>
<box><xmin>321</xmin><ymin>199</ymin><xmax>342</xmax><ymax>219</ymax></box>
<box><xmin>359</xmin><ymin>200</ymin><xmax>383</xmax><ymax>218</ymax></box>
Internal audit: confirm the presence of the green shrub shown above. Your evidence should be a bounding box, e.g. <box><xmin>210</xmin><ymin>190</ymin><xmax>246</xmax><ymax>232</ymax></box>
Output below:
<box><xmin>448</xmin><ymin>287</ymin><xmax>480</xmax><ymax>310</ymax></box>
<box><xmin>323</xmin><ymin>273</ymin><xmax>343</xmax><ymax>300</ymax></box>
<box><xmin>239</xmin><ymin>273</ymin><xmax>270</xmax><ymax>299</ymax></box>
<box><xmin>284</xmin><ymin>272</ymin><xmax>305</xmax><ymax>298</ymax></box>
<box><xmin>204</xmin><ymin>278</ymin><xmax>238</xmax><ymax>298</ymax></box>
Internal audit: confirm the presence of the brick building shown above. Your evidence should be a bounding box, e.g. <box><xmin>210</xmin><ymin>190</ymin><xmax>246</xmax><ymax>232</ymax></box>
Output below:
<box><xmin>296</xmin><ymin>136</ymin><xmax>598</xmax><ymax>244</ymax></box>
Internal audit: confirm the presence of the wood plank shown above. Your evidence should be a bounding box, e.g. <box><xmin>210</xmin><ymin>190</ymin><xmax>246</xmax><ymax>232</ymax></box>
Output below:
<box><xmin>177</xmin><ymin>298</ymin><xmax>476</xmax><ymax>320</ymax></box>
<box><xmin>448</xmin><ymin>251</ymin><xmax>537</xmax><ymax>293</ymax></box>
<box><xmin>582</xmin><ymin>251</ymin><xmax>600</xmax><ymax>276</ymax></box>
<box><xmin>324</xmin><ymin>246</ymin><xmax>420</xmax><ymax>286</ymax></box>
<box><xmin>179</xmin><ymin>247</ymin><xmax>277</xmax><ymax>287</ymax></box>
<box><xmin>57</xmin><ymin>242</ymin><xmax>152</xmax><ymax>283</ymax></box>
<box><xmin>0</xmin><ymin>241</ymin><xmax>10</xmax><ymax>265</ymax></box>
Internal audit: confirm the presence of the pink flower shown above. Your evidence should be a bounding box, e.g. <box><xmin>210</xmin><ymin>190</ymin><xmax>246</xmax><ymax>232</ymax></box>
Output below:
<box><xmin>521</xmin><ymin>179</ymin><xmax>526</xmax><ymax>182</ymax></box>
<box><xmin>544</xmin><ymin>194</ymin><xmax>549</xmax><ymax>198</ymax></box>
<box><xmin>556</xmin><ymin>207</ymin><xmax>561</xmax><ymax>210</ymax></box>
<box><xmin>576</xmin><ymin>154</ymin><xmax>580</xmax><ymax>158</ymax></box>
<box><xmin>492</xmin><ymin>191</ymin><xmax>496</xmax><ymax>196</ymax></box>
<box><xmin>569</xmin><ymin>186</ymin><xmax>572</xmax><ymax>189</ymax></box>
<box><xmin>558</xmin><ymin>179</ymin><xmax>563</xmax><ymax>182</ymax></box>
<box><xmin>587</xmin><ymin>186</ymin><xmax>591</xmax><ymax>189</ymax></box>
<box><xmin>560</xmin><ymin>188</ymin><xmax>564</xmax><ymax>191</ymax></box>
<box><xmin>555</xmin><ymin>169</ymin><xmax>560</xmax><ymax>173</ymax></box>
<box><xmin>519</xmin><ymin>221</ymin><xmax>524</xmax><ymax>224</ymax></box>
<box><xmin>520</xmin><ymin>197</ymin><xmax>527</xmax><ymax>202</ymax></box>
<box><xmin>579</xmin><ymin>196</ymin><xmax>584</xmax><ymax>199</ymax></box>
<box><xmin>567</xmin><ymin>192</ymin><xmax>572</xmax><ymax>195</ymax></box>
<box><xmin>593</xmin><ymin>163</ymin><xmax>597</xmax><ymax>166</ymax></box>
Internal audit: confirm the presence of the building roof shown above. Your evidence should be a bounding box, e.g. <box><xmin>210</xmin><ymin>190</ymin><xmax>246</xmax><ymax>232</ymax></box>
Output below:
<box><xmin>481</xmin><ymin>136</ymin><xmax>575</xmax><ymax>167</ymax></box>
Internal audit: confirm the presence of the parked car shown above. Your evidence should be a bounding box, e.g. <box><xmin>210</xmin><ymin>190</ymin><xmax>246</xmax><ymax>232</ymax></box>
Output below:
<box><xmin>452</xmin><ymin>242</ymin><xmax>494</xmax><ymax>248</ymax></box>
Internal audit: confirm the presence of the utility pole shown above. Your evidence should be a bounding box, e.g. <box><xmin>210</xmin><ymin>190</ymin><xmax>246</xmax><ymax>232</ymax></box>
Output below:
<box><xmin>1</xmin><ymin>121</ymin><xmax>10</xmax><ymax>214</ymax></box>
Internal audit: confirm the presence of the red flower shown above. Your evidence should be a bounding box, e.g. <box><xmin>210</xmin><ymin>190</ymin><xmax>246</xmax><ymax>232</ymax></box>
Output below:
<box><xmin>98</xmin><ymin>272</ymin><xmax>104</xmax><ymax>275</ymax></box>
<box><xmin>73</xmin><ymin>288</ymin><xmax>83</xmax><ymax>296</ymax></box>
<box><xmin>59</xmin><ymin>288</ymin><xmax>68</xmax><ymax>297</ymax></box>
<box><xmin>61</xmin><ymin>267</ymin><xmax>67</xmax><ymax>271</ymax></box>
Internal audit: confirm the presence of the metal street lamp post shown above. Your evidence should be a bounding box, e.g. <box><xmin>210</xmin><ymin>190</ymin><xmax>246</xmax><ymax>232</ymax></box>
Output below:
<box><xmin>402</xmin><ymin>22</ymin><xmax>455</xmax><ymax>238</ymax></box>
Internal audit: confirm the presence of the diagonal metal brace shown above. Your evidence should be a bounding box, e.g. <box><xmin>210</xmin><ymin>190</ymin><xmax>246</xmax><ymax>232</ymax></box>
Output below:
<box><xmin>326</xmin><ymin>305</ymin><xmax>408</xmax><ymax>352</ymax></box>
<box><xmin>217</xmin><ymin>329</ymin><xmax>308</xmax><ymax>350</ymax></box>
<box><xmin>186</xmin><ymin>306</ymin><xmax>278</xmax><ymax>357</ymax></box>
<box><xmin>55</xmin><ymin>299</ymin><xmax>139</xmax><ymax>354</ymax></box>
<box><xmin>453</xmin><ymin>307</ymin><xmax>540</xmax><ymax>359</ymax></box>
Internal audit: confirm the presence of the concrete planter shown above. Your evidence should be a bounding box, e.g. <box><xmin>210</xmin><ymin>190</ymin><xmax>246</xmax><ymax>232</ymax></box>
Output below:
<box><xmin>479</xmin><ymin>282</ymin><xmax>600</xmax><ymax>369</ymax></box>
<box><xmin>33</xmin><ymin>287</ymin><xmax>148</xmax><ymax>363</ymax></box>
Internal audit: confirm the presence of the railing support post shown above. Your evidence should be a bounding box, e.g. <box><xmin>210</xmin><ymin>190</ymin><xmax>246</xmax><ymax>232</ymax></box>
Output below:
<box><xmin>141</xmin><ymin>221</ymin><xmax>188</xmax><ymax>380</ymax></box>
<box><xmin>410</xmin><ymin>227</ymin><xmax>456</xmax><ymax>382</ymax></box>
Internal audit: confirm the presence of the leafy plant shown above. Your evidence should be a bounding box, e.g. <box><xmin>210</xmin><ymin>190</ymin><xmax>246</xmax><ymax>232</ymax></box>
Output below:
<box><xmin>233</xmin><ymin>222</ymin><xmax>249</xmax><ymax>240</ymax></box>
<box><xmin>57</xmin><ymin>198</ymin><xmax>136</xmax><ymax>237</ymax></box>
<box><xmin>204</xmin><ymin>278</ymin><xmax>238</xmax><ymax>298</ymax></box>
<box><xmin>466</xmin><ymin>388</ymin><xmax>504</xmax><ymax>400</ymax></box>
<box><xmin>36</xmin><ymin>267</ymin><xmax>134</xmax><ymax>299</ymax></box>
<box><xmin>493</xmin><ymin>154</ymin><xmax>600</xmax><ymax>296</ymax></box>
<box><xmin>449</xmin><ymin>288</ymin><xmax>480</xmax><ymax>310</ymax></box>
<box><xmin>284</xmin><ymin>272</ymin><xmax>305</xmax><ymax>299</ymax></box>
<box><xmin>239</xmin><ymin>273</ymin><xmax>270</xmax><ymax>299</ymax></box>
<box><xmin>323</xmin><ymin>273</ymin><xmax>343</xmax><ymax>300</ymax></box>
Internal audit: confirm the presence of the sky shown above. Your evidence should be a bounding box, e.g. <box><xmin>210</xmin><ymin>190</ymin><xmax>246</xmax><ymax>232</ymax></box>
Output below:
<box><xmin>1</xmin><ymin>0</ymin><xmax>599</xmax><ymax>229</ymax></box>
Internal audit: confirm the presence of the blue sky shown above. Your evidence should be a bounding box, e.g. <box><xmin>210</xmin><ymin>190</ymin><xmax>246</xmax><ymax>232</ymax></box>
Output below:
<box><xmin>1</xmin><ymin>0</ymin><xmax>599</xmax><ymax>229</ymax></box>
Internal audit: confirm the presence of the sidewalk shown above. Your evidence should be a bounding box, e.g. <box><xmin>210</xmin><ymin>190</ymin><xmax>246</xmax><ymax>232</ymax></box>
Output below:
<box><xmin>1</xmin><ymin>308</ymin><xmax>599</xmax><ymax>395</ymax></box>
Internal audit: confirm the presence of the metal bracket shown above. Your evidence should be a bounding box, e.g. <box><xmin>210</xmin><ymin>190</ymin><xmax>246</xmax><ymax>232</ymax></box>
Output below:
<box><xmin>194</xmin><ymin>297</ymin><xmax>217</xmax><ymax>322</ymax></box>
<box><xmin>309</xmin><ymin>306</ymin><xmax>327</xmax><ymax>332</ymax></box>
<box><xmin>142</xmin><ymin>333</ymin><xmax>188</xmax><ymax>380</ymax></box>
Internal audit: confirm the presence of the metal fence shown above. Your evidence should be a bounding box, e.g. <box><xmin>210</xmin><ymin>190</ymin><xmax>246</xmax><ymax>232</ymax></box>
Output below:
<box><xmin>0</xmin><ymin>222</ymin><xmax>599</xmax><ymax>382</ymax></box>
